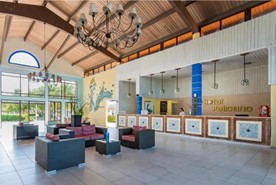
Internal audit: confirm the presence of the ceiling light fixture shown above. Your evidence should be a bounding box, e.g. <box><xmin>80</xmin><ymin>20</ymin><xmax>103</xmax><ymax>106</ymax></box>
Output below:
<box><xmin>212</xmin><ymin>60</ymin><xmax>218</xmax><ymax>89</ymax></box>
<box><xmin>175</xmin><ymin>68</ymin><xmax>180</xmax><ymax>93</ymax></box>
<box><xmin>149</xmin><ymin>74</ymin><xmax>154</xmax><ymax>95</ymax></box>
<box><xmin>28</xmin><ymin>23</ymin><xmax>62</xmax><ymax>85</ymax></box>
<box><xmin>74</xmin><ymin>2</ymin><xmax>142</xmax><ymax>50</ymax></box>
<box><xmin>160</xmin><ymin>71</ymin><xmax>165</xmax><ymax>94</ymax></box>
<box><xmin>127</xmin><ymin>78</ymin><xmax>131</xmax><ymax>97</ymax></box>
<box><xmin>241</xmin><ymin>53</ymin><xmax>249</xmax><ymax>86</ymax></box>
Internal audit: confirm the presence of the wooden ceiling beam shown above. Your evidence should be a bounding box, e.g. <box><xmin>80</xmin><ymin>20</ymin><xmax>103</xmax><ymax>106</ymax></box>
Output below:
<box><xmin>170</xmin><ymin>1</ymin><xmax>198</xmax><ymax>33</ymax></box>
<box><xmin>0</xmin><ymin>15</ymin><xmax>12</xmax><ymax>64</ymax></box>
<box><xmin>84</xmin><ymin>60</ymin><xmax>114</xmax><ymax>73</ymax></box>
<box><xmin>121</xmin><ymin>27</ymin><xmax>191</xmax><ymax>58</ymax></box>
<box><xmin>47</xmin><ymin>35</ymin><xmax>71</xmax><ymax>69</ymax></box>
<box><xmin>41</xmin><ymin>30</ymin><xmax>60</xmax><ymax>50</ymax></box>
<box><xmin>184</xmin><ymin>1</ymin><xmax>197</xmax><ymax>7</ymax></box>
<box><xmin>58</xmin><ymin>1</ymin><xmax>136</xmax><ymax>61</ymax></box>
<box><xmin>72</xmin><ymin>50</ymin><xmax>99</xmax><ymax>66</ymax></box>
<box><xmin>42</xmin><ymin>1</ymin><xmax>89</xmax><ymax>51</ymax></box>
<box><xmin>24</xmin><ymin>21</ymin><xmax>36</xmax><ymax>42</ymax></box>
<box><xmin>58</xmin><ymin>42</ymin><xmax>79</xmax><ymax>58</ymax></box>
<box><xmin>0</xmin><ymin>1</ymin><xmax>119</xmax><ymax>62</ymax></box>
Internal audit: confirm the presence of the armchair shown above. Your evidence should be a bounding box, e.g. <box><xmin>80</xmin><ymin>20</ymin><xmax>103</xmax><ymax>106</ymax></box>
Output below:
<box><xmin>119</xmin><ymin>126</ymin><xmax>155</xmax><ymax>149</ymax></box>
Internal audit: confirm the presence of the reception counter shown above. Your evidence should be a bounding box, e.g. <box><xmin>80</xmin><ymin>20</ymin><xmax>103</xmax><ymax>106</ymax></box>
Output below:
<box><xmin>117</xmin><ymin>114</ymin><xmax>271</xmax><ymax>145</ymax></box>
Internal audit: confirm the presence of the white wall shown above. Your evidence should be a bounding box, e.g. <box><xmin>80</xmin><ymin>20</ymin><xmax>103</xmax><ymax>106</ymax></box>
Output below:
<box><xmin>118</xmin><ymin>81</ymin><xmax>137</xmax><ymax>113</ymax></box>
<box><xmin>116</xmin><ymin>11</ymin><xmax>276</xmax><ymax>84</ymax></box>
<box><xmin>1</xmin><ymin>38</ymin><xmax>83</xmax><ymax>77</ymax></box>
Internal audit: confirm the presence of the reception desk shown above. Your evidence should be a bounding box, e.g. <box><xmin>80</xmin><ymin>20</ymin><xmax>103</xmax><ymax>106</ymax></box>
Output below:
<box><xmin>117</xmin><ymin>114</ymin><xmax>271</xmax><ymax>145</ymax></box>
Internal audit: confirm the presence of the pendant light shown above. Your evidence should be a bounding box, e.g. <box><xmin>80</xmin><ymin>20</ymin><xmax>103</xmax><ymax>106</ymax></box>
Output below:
<box><xmin>175</xmin><ymin>68</ymin><xmax>180</xmax><ymax>93</ymax></box>
<box><xmin>127</xmin><ymin>79</ymin><xmax>131</xmax><ymax>97</ymax></box>
<box><xmin>212</xmin><ymin>60</ymin><xmax>219</xmax><ymax>89</ymax></box>
<box><xmin>160</xmin><ymin>71</ymin><xmax>165</xmax><ymax>94</ymax></box>
<box><xmin>149</xmin><ymin>74</ymin><xmax>154</xmax><ymax>95</ymax></box>
<box><xmin>241</xmin><ymin>53</ymin><xmax>249</xmax><ymax>86</ymax></box>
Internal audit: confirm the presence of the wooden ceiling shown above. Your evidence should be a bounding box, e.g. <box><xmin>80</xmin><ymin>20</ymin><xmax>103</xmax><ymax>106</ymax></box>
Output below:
<box><xmin>0</xmin><ymin>0</ymin><xmax>273</xmax><ymax>75</ymax></box>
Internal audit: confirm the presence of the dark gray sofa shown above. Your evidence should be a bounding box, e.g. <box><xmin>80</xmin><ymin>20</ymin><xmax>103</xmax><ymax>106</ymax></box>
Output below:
<box><xmin>13</xmin><ymin>124</ymin><xmax>38</xmax><ymax>140</ymax></box>
<box><xmin>119</xmin><ymin>127</ymin><xmax>155</xmax><ymax>149</ymax></box>
<box><xmin>35</xmin><ymin>136</ymin><xmax>85</xmax><ymax>173</ymax></box>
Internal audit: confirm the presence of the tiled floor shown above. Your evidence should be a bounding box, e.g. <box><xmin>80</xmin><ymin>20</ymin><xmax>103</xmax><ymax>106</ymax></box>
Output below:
<box><xmin>1</xmin><ymin>129</ymin><xmax>276</xmax><ymax>185</ymax></box>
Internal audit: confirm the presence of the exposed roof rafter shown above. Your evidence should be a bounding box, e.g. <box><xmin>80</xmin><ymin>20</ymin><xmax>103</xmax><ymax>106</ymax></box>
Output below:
<box><xmin>47</xmin><ymin>34</ymin><xmax>71</xmax><ymax>69</ymax></box>
<box><xmin>58</xmin><ymin>1</ymin><xmax>137</xmax><ymax>61</ymax></box>
<box><xmin>42</xmin><ymin>1</ymin><xmax>89</xmax><ymax>51</ymax></box>
<box><xmin>169</xmin><ymin>1</ymin><xmax>199</xmax><ymax>33</ymax></box>
<box><xmin>0</xmin><ymin>15</ymin><xmax>12</xmax><ymax>64</ymax></box>
<box><xmin>72</xmin><ymin>50</ymin><xmax>99</xmax><ymax>66</ymax></box>
<box><xmin>24</xmin><ymin>21</ymin><xmax>36</xmax><ymax>42</ymax></box>
<box><xmin>0</xmin><ymin>1</ymin><xmax>119</xmax><ymax>62</ymax></box>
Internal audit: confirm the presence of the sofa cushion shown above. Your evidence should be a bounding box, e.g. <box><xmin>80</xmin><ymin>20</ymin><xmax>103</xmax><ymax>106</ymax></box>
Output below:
<box><xmin>132</xmin><ymin>126</ymin><xmax>146</xmax><ymax>135</ymax></box>
<box><xmin>67</xmin><ymin>127</ymin><xmax>83</xmax><ymax>136</ymax></box>
<box><xmin>122</xmin><ymin>134</ymin><xmax>135</xmax><ymax>142</ymax></box>
<box><xmin>82</xmin><ymin>125</ymin><xmax>96</xmax><ymax>135</ymax></box>
<box><xmin>46</xmin><ymin>133</ymin><xmax>60</xmax><ymax>141</ymax></box>
<box><xmin>56</xmin><ymin>124</ymin><xmax>70</xmax><ymax>128</ymax></box>
<box><xmin>89</xmin><ymin>133</ymin><xmax>104</xmax><ymax>140</ymax></box>
<box><xmin>76</xmin><ymin>135</ymin><xmax>91</xmax><ymax>141</ymax></box>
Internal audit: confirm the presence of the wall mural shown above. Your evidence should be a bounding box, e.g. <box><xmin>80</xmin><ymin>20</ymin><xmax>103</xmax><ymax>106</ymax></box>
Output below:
<box><xmin>88</xmin><ymin>78</ymin><xmax>113</xmax><ymax>112</ymax></box>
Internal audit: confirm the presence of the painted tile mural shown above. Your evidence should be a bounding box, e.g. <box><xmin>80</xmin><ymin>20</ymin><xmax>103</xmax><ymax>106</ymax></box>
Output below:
<box><xmin>208</xmin><ymin>119</ymin><xmax>229</xmax><ymax>138</ymax></box>
<box><xmin>118</xmin><ymin>116</ymin><xmax>126</xmax><ymax>127</ymax></box>
<box><xmin>236</xmin><ymin>121</ymin><xmax>262</xmax><ymax>142</ymax></box>
<box><xmin>151</xmin><ymin>117</ymin><xmax>163</xmax><ymax>131</ymax></box>
<box><xmin>185</xmin><ymin>119</ymin><xmax>202</xmax><ymax>135</ymax></box>
<box><xmin>127</xmin><ymin>116</ymin><xmax>136</xmax><ymax>127</ymax></box>
<box><xmin>139</xmin><ymin>117</ymin><xmax>149</xmax><ymax>128</ymax></box>
<box><xmin>167</xmin><ymin>118</ymin><xmax>181</xmax><ymax>132</ymax></box>
<box><xmin>88</xmin><ymin>77</ymin><xmax>113</xmax><ymax>112</ymax></box>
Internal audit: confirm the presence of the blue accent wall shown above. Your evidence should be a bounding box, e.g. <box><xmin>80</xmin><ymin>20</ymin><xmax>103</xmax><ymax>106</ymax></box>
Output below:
<box><xmin>137</xmin><ymin>96</ymin><xmax>142</xmax><ymax>114</ymax></box>
<box><xmin>192</xmin><ymin>64</ymin><xmax>202</xmax><ymax>115</ymax></box>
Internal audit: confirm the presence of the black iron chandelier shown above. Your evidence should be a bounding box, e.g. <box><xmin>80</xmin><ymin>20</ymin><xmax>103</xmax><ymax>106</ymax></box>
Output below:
<box><xmin>74</xmin><ymin>2</ymin><xmax>142</xmax><ymax>50</ymax></box>
<box><xmin>28</xmin><ymin>23</ymin><xmax>62</xmax><ymax>85</ymax></box>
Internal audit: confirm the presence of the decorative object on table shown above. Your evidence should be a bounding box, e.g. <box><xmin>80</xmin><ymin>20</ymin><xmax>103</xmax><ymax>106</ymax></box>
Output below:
<box><xmin>71</xmin><ymin>100</ymin><xmax>89</xmax><ymax>127</ymax></box>
<box><xmin>211</xmin><ymin>60</ymin><xmax>219</xmax><ymax>89</ymax></box>
<box><xmin>27</xmin><ymin>23</ymin><xmax>62</xmax><ymax>85</ymax></box>
<box><xmin>175</xmin><ymin>68</ymin><xmax>180</xmax><ymax>93</ymax></box>
<box><xmin>18</xmin><ymin>122</ymin><xmax>23</xmax><ymax>126</ymax></box>
<box><xmin>105</xmin><ymin>132</ymin><xmax>109</xmax><ymax>142</ymax></box>
<box><xmin>74</xmin><ymin>2</ymin><xmax>142</xmax><ymax>49</ymax></box>
<box><xmin>240</xmin><ymin>53</ymin><xmax>250</xmax><ymax>86</ymax></box>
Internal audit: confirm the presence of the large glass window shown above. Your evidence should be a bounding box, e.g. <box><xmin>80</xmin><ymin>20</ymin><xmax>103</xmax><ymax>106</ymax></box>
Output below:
<box><xmin>1</xmin><ymin>72</ymin><xmax>45</xmax><ymax>97</ymax></box>
<box><xmin>48</xmin><ymin>80</ymin><xmax>77</xmax><ymax>99</ymax></box>
<box><xmin>65</xmin><ymin>102</ymin><xmax>77</xmax><ymax>117</ymax></box>
<box><xmin>49</xmin><ymin>101</ymin><xmax>61</xmax><ymax>123</ymax></box>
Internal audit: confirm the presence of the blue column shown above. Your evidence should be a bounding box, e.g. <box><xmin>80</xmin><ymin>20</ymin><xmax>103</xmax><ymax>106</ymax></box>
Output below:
<box><xmin>192</xmin><ymin>64</ymin><xmax>202</xmax><ymax>115</ymax></box>
<box><xmin>137</xmin><ymin>96</ymin><xmax>142</xmax><ymax>114</ymax></box>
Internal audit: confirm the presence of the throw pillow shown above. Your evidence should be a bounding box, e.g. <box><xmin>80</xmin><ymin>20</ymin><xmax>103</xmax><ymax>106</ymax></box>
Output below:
<box><xmin>132</xmin><ymin>126</ymin><xmax>146</xmax><ymax>135</ymax></box>
<box><xmin>46</xmin><ymin>133</ymin><xmax>60</xmax><ymax>141</ymax></box>
<box><xmin>82</xmin><ymin>125</ymin><xmax>96</xmax><ymax>135</ymax></box>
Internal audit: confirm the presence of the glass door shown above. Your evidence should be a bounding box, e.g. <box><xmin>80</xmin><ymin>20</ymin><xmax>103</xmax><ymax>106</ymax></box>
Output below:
<box><xmin>30</xmin><ymin>101</ymin><xmax>45</xmax><ymax>132</ymax></box>
<box><xmin>49</xmin><ymin>102</ymin><xmax>61</xmax><ymax>124</ymax></box>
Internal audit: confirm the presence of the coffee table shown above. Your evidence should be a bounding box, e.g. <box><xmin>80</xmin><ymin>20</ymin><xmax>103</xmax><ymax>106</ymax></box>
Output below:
<box><xmin>95</xmin><ymin>140</ymin><xmax>121</xmax><ymax>155</ymax></box>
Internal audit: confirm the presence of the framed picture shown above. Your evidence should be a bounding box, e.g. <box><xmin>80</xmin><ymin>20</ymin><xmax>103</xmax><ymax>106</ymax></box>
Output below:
<box><xmin>144</xmin><ymin>101</ymin><xmax>154</xmax><ymax>114</ymax></box>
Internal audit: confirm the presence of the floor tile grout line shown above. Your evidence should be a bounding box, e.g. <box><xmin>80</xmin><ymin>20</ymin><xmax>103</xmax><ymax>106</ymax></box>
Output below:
<box><xmin>259</xmin><ymin>156</ymin><xmax>276</xmax><ymax>184</ymax></box>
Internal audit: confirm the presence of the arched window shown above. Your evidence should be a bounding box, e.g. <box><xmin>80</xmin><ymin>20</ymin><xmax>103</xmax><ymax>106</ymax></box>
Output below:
<box><xmin>8</xmin><ymin>50</ymin><xmax>40</xmax><ymax>68</ymax></box>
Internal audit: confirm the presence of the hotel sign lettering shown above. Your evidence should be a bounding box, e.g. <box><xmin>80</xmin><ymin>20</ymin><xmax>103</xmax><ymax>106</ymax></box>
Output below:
<box><xmin>203</xmin><ymin>99</ymin><xmax>253</xmax><ymax>112</ymax></box>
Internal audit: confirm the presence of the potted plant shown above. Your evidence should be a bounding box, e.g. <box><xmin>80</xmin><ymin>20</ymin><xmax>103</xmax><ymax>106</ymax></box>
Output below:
<box><xmin>71</xmin><ymin>101</ymin><xmax>88</xmax><ymax>127</ymax></box>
